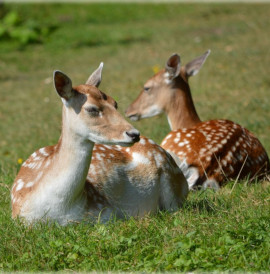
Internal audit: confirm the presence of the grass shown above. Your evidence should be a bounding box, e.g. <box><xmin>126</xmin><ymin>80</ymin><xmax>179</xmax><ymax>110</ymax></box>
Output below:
<box><xmin>0</xmin><ymin>3</ymin><xmax>270</xmax><ymax>272</ymax></box>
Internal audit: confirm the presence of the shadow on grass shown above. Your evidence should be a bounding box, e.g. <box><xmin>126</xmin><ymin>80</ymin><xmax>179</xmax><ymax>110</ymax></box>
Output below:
<box><xmin>183</xmin><ymin>189</ymin><xmax>229</xmax><ymax>215</ymax></box>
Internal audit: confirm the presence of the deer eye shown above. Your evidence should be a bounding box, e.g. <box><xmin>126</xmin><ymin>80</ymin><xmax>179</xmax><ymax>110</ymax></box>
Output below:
<box><xmin>144</xmin><ymin>87</ymin><xmax>151</xmax><ymax>93</ymax></box>
<box><xmin>85</xmin><ymin>106</ymin><xmax>100</xmax><ymax>117</ymax></box>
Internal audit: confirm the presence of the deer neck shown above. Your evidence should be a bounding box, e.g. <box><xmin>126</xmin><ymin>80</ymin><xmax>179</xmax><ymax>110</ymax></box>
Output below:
<box><xmin>49</xmin><ymin>110</ymin><xmax>94</xmax><ymax>204</ymax></box>
<box><xmin>165</xmin><ymin>79</ymin><xmax>201</xmax><ymax>131</ymax></box>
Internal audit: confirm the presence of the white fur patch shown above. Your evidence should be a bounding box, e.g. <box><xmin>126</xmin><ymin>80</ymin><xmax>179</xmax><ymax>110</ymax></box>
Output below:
<box><xmin>154</xmin><ymin>152</ymin><xmax>164</xmax><ymax>168</ymax></box>
<box><xmin>141</xmin><ymin>105</ymin><xmax>162</xmax><ymax>119</ymax></box>
<box><xmin>164</xmin><ymin>72</ymin><xmax>172</xmax><ymax>84</ymax></box>
<box><xmin>148</xmin><ymin>139</ymin><xmax>155</xmax><ymax>145</ymax></box>
<box><xmin>39</xmin><ymin>148</ymin><xmax>49</xmax><ymax>157</ymax></box>
<box><xmin>26</xmin><ymin>181</ymin><xmax>34</xmax><ymax>188</ymax></box>
<box><xmin>140</xmin><ymin>138</ymin><xmax>146</xmax><ymax>145</ymax></box>
<box><xmin>132</xmin><ymin>152</ymin><xmax>150</xmax><ymax>165</ymax></box>
<box><xmin>16</xmin><ymin>179</ymin><xmax>24</xmax><ymax>191</ymax></box>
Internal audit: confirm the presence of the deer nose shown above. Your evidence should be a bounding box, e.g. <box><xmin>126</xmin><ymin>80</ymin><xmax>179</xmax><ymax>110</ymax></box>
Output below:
<box><xmin>125</xmin><ymin>108</ymin><xmax>137</xmax><ymax>119</ymax></box>
<box><xmin>126</xmin><ymin>129</ymin><xmax>140</xmax><ymax>143</ymax></box>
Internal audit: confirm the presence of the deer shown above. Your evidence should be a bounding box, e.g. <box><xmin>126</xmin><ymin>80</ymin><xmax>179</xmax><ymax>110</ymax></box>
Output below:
<box><xmin>11</xmin><ymin>63</ymin><xmax>188</xmax><ymax>225</ymax></box>
<box><xmin>125</xmin><ymin>50</ymin><xmax>269</xmax><ymax>190</ymax></box>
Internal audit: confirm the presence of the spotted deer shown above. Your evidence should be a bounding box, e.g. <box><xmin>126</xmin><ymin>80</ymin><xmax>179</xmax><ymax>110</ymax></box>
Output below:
<box><xmin>125</xmin><ymin>50</ymin><xmax>269</xmax><ymax>189</ymax></box>
<box><xmin>11</xmin><ymin>63</ymin><xmax>188</xmax><ymax>225</ymax></box>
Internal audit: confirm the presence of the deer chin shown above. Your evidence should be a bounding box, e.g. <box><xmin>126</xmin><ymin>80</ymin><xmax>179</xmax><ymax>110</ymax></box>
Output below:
<box><xmin>128</xmin><ymin>114</ymin><xmax>141</xmax><ymax>121</ymax></box>
<box><xmin>88</xmin><ymin>134</ymin><xmax>138</xmax><ymax>147</ymax></box>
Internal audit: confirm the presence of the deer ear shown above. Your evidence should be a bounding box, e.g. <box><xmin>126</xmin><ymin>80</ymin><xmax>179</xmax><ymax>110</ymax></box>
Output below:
<box><xmin>185</xmin><ymin>50</ymin><xmax>211</xmax><ymax>78</ymax></box>
<box><xmin>165</xmin><ymin>54</ymin><xmax>181</xmax><ymax>80</ymax></box>
<box><xmin>86</xmin><ymin>62</ymin><xmax>103</xmax><ymax>87</ymax></box>
<box><xmin>54</xmin><ymin>71</ymin><xmax>74</xmax><ymax>100</ymax></box>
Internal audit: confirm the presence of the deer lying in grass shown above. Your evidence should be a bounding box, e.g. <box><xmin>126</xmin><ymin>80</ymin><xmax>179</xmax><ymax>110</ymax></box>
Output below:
<box><xmin>11</xmin><ymin>64</ymin><xmax>188</xmax><ymax>225</ymax></box>
<box><xmin>125</xmin><ymin>51</ymin><xmax>269</xmax><ymax>190</ymax></box>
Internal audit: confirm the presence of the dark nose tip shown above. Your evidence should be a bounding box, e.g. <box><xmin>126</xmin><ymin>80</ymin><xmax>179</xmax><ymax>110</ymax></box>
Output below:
<box><xmin>126</xmin><ymin>129</ymin><xmax>140</xmax><ymax>143</ymax></box>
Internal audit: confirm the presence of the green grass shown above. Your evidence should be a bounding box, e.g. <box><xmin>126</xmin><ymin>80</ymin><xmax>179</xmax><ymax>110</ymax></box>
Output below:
<box><xmin>0</xmin><ymin>3</ymin><xmax>270</xmax><ymax>272</ymax></box>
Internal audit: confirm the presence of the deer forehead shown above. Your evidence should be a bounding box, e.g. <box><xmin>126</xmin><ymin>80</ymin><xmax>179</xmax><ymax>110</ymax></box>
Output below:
<box><xmin>145</xmin><ymin>69</ymin><xmax>166</xmax><ymax>87</ymax></box>
<box><xmin>74</xmin><ymin>85</ymin><xmax>116</xmax><ymax>108</ymax></box>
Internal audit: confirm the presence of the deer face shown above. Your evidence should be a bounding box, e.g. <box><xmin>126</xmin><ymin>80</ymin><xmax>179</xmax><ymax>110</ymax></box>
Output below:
<box><xmin>125</xmin><ymin>70</ymin><xmax>170</xmax><ymax>121</ymax></box>
<box><xmin>125</xmin><ymin>51</ymin><xmax>211</xmax><ymax>122</ymax></box>
<box><xmin>54</xmin><ymin>64</ymin><xmax>140</xmax><ymax>146</ymax></box>
<box><xmin>125</xmin><ymin>53</ymin><xmax>183</xmax><ymax>121</ymax></box>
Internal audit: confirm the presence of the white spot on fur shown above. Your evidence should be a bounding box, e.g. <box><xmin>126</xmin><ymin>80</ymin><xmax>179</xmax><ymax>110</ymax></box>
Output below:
<box><xmin>45</xmin><ymin>160</ymin><xmax>51</xmax><ymax>168</ymax></box>
<box><xmin>226</xmin><ymin>151</ymin><xmax>233</xmax><ymax>161</ymax></box>
<box><xmin>27</xmin><ymin>162</ymin><xmax>36</xmax><ymax>169</ymax></box>
<box><xmin>36</xmin><ymin>161</ymin><xmax>42</xmax><ymax>169</ymax></box>
<box><xmin>222</xmin><ymin>159</ymin><xmax>227</xmax><ymax>167</ymax></box>
<box><xmin>221</xmin><ymin>139</ymin><xmax>227</xmax><ymax>145</ymax></box>
<box><xmin>16</xmin><ymin>179</ymin><xmax>24</xmax><ymax>191</ymax></box>
<box><xmin>178</xmin><ymin>142</ymin><xmax>185</xmax><ymax>147</ymax></box>
<box><xmin>177</xmin><ymin>159</ymin><xmax>199</xmax><ymax>189</ymax></box>
<box><xmin>199</xmin><ymin>148</ymin><xmax>207</xmax><ymax>155</ymax></box>
<box><xmin>148</xmin><ymin>139</ymin><xmax>155</xmax><ymax>145</ymax></box>
<box><xmin>140</xmin><ymin>138</ymin><xmax>146</xmax><ymax>145</ymax></box>
<box><xmin>39</xmin><ymin>148</ymin><xmax>49</xmax><ymax>156</ymax></box>
<box><xmin>96</xmin><ymin>153</ymin><xmax>102</xmax><ymax>161</ymax></box>
<box><xmin>104</xmin><ymin>145</ymin><xmax>111</xmax><ymax>149</ymax></box>
<box><xmin>132</xmin><ymin>152</ymin><xmax>150</xmax><ymax>165</ymax></box>
<box><xmin>26</xmin><ymin>181</ymin><xmax>34</xmax><ymax>188</ymax></box>
<box><xmin>36</xmin><ymin>171</ymin><xmax>43</xmax><ymax>182</ymax></box>
<box><xmin>164</xmin><ymin>72</ymin><xmax>172</xmax><ymax>84</ymax></box>
<box><xmin>154</xmin><ymin>152</ymin><xmax>164</xmax><ymax>168</ymax></box>
<box><xmin>207</xmin><ymin>144</ymin><xmax>212</xmax><ymax>150</ymax></box>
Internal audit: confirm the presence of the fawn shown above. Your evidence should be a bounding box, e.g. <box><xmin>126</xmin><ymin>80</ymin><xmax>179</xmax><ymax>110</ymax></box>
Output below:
<box><xmin>125</xmin><ymin>51</ymin><xmax>269</xmax><ymax>189</ymax></box>
<box><xmin>11</xmin><ymin>63</ymin><xmax>188</xmax><ymax>225</ymax></box>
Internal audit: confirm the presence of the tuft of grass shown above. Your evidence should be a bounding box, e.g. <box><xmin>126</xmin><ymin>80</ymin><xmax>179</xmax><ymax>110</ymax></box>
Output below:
<box><xmin>0</xmin><ymin>3</ymin><xmax>270</xmax><ymax>272</ymax></box>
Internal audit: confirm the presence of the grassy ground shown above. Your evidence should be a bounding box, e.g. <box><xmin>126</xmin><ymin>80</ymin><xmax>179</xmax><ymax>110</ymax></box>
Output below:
<box><xmin>0</xmin><ymin>3</ymin><xmax>269</xmax><ymax>272</ymax></box>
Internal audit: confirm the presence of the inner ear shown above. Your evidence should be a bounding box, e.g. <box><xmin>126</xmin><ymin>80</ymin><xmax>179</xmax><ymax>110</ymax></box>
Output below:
<box><xmin>185</xmin><ymin>49</ymin><xmax>211</xmax><ymax>78</ymax></box>
<box><xmin>165</xmin><ymin>54</ymin><xmax>181</xmax><ymax>79</ymax></box>
<box><xmin>86</xmin><ymin>62</ymin><xmax>103</xmax><ymax>87</ymax></box>
<box><xmin>54</xmin><ymin>71</ymin><xmax>74</xmax><ymax>100</ymax></box>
